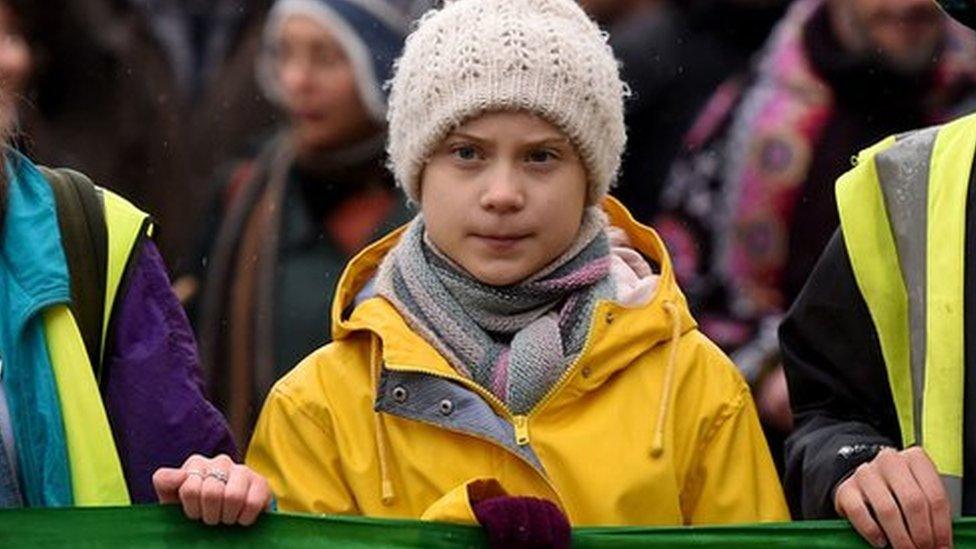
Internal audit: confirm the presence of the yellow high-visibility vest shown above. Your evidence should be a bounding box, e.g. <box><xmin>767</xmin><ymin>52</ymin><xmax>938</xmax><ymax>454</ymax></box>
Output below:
<box><xmin>836</xmin><ymin>112</ymin><xmax>976</xmax><ymax>513</ymax></box>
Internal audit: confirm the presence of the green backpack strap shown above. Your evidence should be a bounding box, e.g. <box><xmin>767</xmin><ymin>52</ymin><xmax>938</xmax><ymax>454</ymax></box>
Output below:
<box><xmin>38</xmin><ymin>166</ymin><xmax>109</xmax><ymax>380</ymax></box>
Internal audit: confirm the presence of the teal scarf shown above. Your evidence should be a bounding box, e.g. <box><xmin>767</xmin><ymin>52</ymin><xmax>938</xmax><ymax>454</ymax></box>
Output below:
<box><xmin>0</xmin><ymin>149</ymin><xmax>73</xmax><ymax>506</ymax></box>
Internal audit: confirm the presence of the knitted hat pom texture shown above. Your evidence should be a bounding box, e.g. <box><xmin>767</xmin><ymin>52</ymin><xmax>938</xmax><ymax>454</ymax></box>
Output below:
<box><xmin>386</xmin><ymin>0</ymin><xmax>630</xmax><ymax>205</ymax></box>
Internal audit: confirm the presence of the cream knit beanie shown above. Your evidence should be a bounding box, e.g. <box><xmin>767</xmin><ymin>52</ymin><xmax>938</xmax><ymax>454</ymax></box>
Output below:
<box><xmin>387</xmin><ymin>0</ymin><xmax>629</xmax><ymax>205</ymax></box>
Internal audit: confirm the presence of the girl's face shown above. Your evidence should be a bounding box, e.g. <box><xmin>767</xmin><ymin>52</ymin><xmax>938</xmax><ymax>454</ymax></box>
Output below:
<box><xmin>421</xmin><ymin>111</ymin><xmax>588</xmax><ymax>286</ymax></box>
<box><xmin>274</xmin><ymin>16</ymin><xmax>379</xmax><ymax>152</ymax></box>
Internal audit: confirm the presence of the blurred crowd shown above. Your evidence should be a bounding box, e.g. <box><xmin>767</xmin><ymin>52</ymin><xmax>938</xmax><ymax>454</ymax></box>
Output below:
<box><xmin>2</xmin><ymin>0</ymin><xmax>973</xmax><ymax>457</ymax></box>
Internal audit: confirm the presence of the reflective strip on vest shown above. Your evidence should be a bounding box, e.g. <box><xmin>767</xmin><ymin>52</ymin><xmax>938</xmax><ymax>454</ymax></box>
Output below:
<box><xmin>43</xmin><ymin>306</ymin><xmax>130</xmax><ymax>505</ymax></box>
<box><xmin>41</xmin><ymin>188</ymin><xmax>150</xmax><ymax>506</ymax></box>
<box><xmin>837</xmin><ymin>112</ymin><xmax>976</xmax><ymax>514</ymax></box>
<box><xmin>874</xmin><ymin>127</ymin><xmax>938</xmax><ymax>451</ymax></box>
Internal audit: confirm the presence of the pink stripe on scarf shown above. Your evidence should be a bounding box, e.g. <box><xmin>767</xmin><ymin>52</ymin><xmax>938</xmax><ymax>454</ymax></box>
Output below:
<box><xmin>535</xmin><ymin>256</ymin><xmax>612</xmax><ymax>291</ymax></box>
<box><xmin>491</xmin><ymin>349</ymin><xmax>511</xmax><ymax>401</ymax></box>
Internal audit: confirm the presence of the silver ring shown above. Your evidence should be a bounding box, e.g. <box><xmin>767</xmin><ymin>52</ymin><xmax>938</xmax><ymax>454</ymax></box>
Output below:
<box><xmin>205</xmin><ymin>468</ymin><xmax>229</xmax><ymax>484</ymax></box>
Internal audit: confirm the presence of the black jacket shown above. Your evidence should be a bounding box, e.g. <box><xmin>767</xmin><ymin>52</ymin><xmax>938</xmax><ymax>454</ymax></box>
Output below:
<box><xmin>781</xmin><ymin>164</ymin><xmax>976</xmax><ymax>518</ymax></box>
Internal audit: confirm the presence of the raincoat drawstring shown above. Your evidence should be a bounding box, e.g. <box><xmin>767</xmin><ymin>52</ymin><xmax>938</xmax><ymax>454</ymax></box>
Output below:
<box><xmin>652</xmin><ymin>301</ymin><xmax>682</xmax><ymax>457</ymax></box>
<box><xmin>370</xmin><ymin>333</ymin><xmax>396</xmax><ymax>504</ymax></box>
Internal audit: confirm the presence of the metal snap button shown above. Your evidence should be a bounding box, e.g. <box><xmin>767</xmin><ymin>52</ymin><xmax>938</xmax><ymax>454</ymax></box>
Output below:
<box><xmin>581</xmin><ymin>367</ymin><xmax>592</xmax><ymax>379</ymax></box>
<box><xmin>392</xmin><ymin>386</ymin><xmax>408</xmax><ymax>403</ymax></box>
<box><xmin>439</xmin><ymin>399</ymin><xmax>454</xmax><ymax>416</ymax></box>
<box><xmin>605</xmin><ymin>312</ymin><xmax>615</xmax><ymax>324</ymax></box>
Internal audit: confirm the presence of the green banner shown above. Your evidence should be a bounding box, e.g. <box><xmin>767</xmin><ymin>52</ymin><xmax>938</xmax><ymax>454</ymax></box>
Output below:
<box><xmin>2</xmin><ymin>505</ymin><xmax>976</xmax><ymax>547</ymax></box>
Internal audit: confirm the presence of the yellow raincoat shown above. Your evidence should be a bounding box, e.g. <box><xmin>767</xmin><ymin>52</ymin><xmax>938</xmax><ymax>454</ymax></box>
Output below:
<box><xmin>246</xmin><ymin>198</ymin><xmax>790</xmax><ymax>526</ymax></box>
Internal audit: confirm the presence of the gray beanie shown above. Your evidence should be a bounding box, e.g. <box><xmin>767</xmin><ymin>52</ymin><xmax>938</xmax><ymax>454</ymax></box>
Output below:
<box><xmin>257</xmin><ymin>0</ymin><xmax>413</xmax><ymax>123</ymax></box>
<box><xmin>386</xmin><ymin>0</ymin><xmax>629</xmax><ymax>205</ymax></box>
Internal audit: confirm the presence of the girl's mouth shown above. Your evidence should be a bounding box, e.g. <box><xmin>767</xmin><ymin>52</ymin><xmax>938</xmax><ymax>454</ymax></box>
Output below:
<box><xmin>472</xmin><ymin>233</ymin><xmax>529</xmax><ymax>251</ymax></box>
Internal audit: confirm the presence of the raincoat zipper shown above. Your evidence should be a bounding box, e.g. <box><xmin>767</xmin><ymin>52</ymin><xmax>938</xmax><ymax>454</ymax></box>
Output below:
<box><xmin>382</xmin><ymin>363</ymin><xmax>567</xmax><ymax>507</ymax></box>
<box><xmin>379</xmin><ymin>300</ymin><xmax>630</xmax><ymax>514</ymax></box>
<box><xmin>386</xmin><ymin>297</ymin><xmax>605</xmax><ymax>440</ymax></box>
<box><xmin>380</xmin><ymin>304</ymin><xmax>610</xmax><ymax>506</ymax></box>
<box><xmin>512</xmin><ymin>303</ymin><xmax>606</xmax><ymax>447</ymax></box>
<box><xmin>513</xmin><ymin>415</ymin><xmax>530</xmax><ymax>446</ymax></box>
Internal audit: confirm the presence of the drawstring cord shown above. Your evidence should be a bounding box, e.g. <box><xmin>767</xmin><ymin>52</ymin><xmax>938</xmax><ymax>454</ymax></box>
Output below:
<box><xmin>652</xmin><ymin>301</ymin><xmax>682</xmax><ymax>457</ymax></box>
<box><xmin>370</xmin><ymin>333</ymin><xmax>396</xmax><ymax>504</ymax></box>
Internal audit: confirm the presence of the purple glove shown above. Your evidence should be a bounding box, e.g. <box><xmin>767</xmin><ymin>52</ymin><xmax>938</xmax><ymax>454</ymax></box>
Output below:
<box><xmin>472</xmin><ymin>496</ymin><xmax>571</xmax><ymax>548</ymax></box>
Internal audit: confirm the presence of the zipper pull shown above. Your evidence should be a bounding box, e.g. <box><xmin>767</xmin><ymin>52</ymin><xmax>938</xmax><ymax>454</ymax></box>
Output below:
<box><xmin>513</xmin><ymin>415</ymin><xmax>530</xmax><ymax>446</ymax></box>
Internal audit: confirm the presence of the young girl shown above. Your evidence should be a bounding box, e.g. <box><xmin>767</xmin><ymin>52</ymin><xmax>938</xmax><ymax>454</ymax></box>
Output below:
<box><xmin>162</xmin><ymin>0</ymin><xmax>789</xmax><ymax>537</ymax></box>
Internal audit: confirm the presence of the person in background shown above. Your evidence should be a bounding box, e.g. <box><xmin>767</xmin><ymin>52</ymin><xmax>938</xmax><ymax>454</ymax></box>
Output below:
<box><xmin>655</xmin><ymin>0</ymin><xmax>976</xmax><ymax>443</ymax></box>
<box><xmin>11</xmin><ymin>0</ymin><xmax>277</xmax><ymax>271</ymax></box>
<box><xmin>584</xmin><ymin>0</ymin><xmax>789</xmax><ymax>223</ymax></box>
<box><xmin>782</xmin><ymin>3</ymin><xmax>976</xmax><ymax>546</ymax></box>
<box><xmin>193</xmin><ymin>0</ymin><xmax>414</xmax><ymax>445</ymax></box>
<box><xmin>0</xmin><ymin>110</ymin><xmax>238</xmax><ymax>509</ymax></box>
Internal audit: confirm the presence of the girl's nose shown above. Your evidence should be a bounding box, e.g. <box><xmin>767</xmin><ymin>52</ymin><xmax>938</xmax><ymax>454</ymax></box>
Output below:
<box><xmin>479</xmin><ymin>165</ymin><xmax>526</xmax><ymax>212</ymax></box>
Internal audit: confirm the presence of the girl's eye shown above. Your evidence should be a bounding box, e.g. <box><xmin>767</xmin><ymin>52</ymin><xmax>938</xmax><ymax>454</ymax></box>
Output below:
<box><xmin>527</xmin><ymin>149</ymin><xmax>558</xmax><ymax>164</ymax></box>
<box><xmin>452</xmin><ymin>145</ymin><xmax>480</xmax><ymax>161</ymax></box>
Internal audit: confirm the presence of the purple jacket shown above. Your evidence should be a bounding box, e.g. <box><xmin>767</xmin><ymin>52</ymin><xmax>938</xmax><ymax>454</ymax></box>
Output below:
<box><xmin>104</xmin><ymin>239</ymin><xmax>236</xmax><ymax>503</ymax></box>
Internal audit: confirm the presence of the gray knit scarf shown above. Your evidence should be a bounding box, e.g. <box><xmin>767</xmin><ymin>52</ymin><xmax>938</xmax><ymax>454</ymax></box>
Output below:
<box><xmin>376</xmin><ymin>208</ymin><xmax>615</xmax><ymax>414</ymax></box>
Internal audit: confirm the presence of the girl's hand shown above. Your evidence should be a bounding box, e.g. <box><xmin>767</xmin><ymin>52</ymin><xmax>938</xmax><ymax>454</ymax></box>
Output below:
<box><xmin>152</xmin><ymin>454</ymin><xmax>272</xmax><ymax>526</ymax></box>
